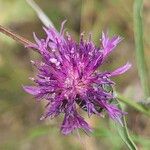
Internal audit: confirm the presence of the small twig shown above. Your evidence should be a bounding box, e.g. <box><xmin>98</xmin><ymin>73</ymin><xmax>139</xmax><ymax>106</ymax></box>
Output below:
<box><xmin>0</xmin><ymin>25</ymin><xmax>35</xmax><ymax>48</ymax></box>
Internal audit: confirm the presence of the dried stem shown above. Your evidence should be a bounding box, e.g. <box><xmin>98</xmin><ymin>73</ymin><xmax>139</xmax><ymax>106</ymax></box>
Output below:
<box><xmin>0</xmin><ymin>25</ymin><xmax>35</xmax><ymax>48</ymax></box>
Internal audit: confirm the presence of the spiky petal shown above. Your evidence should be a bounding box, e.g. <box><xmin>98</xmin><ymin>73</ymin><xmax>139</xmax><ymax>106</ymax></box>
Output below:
<box><xmin>24</xmin><ymin>22</ymin><xmax>131</xmax><ymax>135</ymax></box>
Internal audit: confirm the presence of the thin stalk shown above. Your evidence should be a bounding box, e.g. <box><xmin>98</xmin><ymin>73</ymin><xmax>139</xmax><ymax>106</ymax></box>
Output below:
<box><xmin>133</xmin><ymin>0</ymin><xmax>150</xmax><ymax>98</ymax></box>
<box><xmin>0</xmin><ymin>25</ymin><xmax>36</xmax><ymax>50</ymax></box>
<box><xmin>116</xmin><ymin>100</ymin><xmax>138</xmax><ymax>150</ymax></box>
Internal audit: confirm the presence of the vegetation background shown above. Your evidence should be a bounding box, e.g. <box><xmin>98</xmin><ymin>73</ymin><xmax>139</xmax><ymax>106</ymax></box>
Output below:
<box><xmin>0</xmin><ymin>0</ymin><xmax>150</xmax><ymax>150</ymax></box>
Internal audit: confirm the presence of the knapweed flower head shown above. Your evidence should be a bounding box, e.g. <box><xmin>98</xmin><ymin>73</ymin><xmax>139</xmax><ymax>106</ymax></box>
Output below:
<box><xmin>24</xmin><ymin>21</ymin><xmax>131</xmax><ymax>135</ymax></box>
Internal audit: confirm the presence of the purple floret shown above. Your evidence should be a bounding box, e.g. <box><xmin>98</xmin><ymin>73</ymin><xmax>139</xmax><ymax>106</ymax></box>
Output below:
<box><xmin>24</xmin><ymin>22</ymin><xmax>131</xmax><ymax>135</ymax></box>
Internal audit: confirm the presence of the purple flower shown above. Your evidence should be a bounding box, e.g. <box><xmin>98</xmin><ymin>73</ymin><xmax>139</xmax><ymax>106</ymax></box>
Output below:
<box><xmin>24</xmin><ymin>22</ymin><xmax>131</xmax><ymax>135</ymax></box>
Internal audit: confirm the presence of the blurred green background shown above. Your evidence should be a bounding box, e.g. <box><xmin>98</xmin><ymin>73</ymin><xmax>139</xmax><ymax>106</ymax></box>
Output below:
<box><xmin>0</xmin><ymin>0</ymin><xmax>150</xmax><ymax>150</ymax></box>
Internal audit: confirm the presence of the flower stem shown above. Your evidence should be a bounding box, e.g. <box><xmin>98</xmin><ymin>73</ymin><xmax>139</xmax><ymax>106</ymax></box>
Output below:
<box><xmin>133</xmin><ymin>0</ymin><xmax>150</xmax><ymax>98</ymax></box>
<box><xmin>116</xmin><ymin>100</ymin><xmax>138</xmax><ymax>150</ymax></box>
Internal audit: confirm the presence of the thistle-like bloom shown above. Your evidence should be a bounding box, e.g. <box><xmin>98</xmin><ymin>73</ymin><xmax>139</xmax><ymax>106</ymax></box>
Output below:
<box><xmin>24</xmin><ymin>22</ymin><xmax>131</xmax><ymax>135</ymax></box>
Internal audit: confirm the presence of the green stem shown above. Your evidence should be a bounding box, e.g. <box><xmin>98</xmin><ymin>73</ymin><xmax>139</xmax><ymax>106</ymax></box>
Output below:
<box><xmin>116</xmin><ymin>100</ymin><xmax>138</xmax><ymax>150</ymax></box>
<box><xmin>117</xmin><ymin>92</ymin><xmax>150</xmax><ymax>117</ymax></box>
<box><xmin>133</xmin><ymin>0</ymin><xmax>150</xmax><ymax>98</ymax></box>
